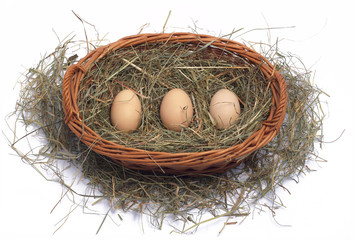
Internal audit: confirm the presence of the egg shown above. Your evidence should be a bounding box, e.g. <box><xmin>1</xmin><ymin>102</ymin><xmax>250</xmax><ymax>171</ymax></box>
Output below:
<box><xmin>110</xmin><ymin>89</ymin><xmax>142</xmax><ymax>132</ymax></box>
<box><xmin>160</xmin><ymin>89</ymin><xmax>193</xmax><ymax>132</ymax></box>
<box><xmin>209</xmin><ymin>89</ymin><xmax>241</xmax><ymax>130</ymax></box>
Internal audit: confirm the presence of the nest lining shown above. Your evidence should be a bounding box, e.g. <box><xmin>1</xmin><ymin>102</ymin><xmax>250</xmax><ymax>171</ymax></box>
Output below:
<box><xmin>78</xmin><ymin>42</ymin><xmax>272</xmax><ymax>153</ymax></box>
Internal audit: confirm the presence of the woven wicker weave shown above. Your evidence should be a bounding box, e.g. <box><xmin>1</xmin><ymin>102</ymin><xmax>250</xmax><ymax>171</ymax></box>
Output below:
<box><xmin>62</xmin><ymin>32</ymin><xmax>287</xmax><ymax>175</ymax></box>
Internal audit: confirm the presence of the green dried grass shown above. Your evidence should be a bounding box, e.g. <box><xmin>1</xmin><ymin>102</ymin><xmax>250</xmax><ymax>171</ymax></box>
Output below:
<box><xmin>8</xmin><ymin>32</ymin><xmax>325</xmax><ymax>234</ymax></box>
<box><xmin>78</xmin><ymin>41</ymin><xmax>271</xmax><ymax>152</ymax></box>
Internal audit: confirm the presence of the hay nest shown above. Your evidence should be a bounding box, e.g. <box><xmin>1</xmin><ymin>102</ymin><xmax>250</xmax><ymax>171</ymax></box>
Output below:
<box><xmin>10</xmin><ymin>31</ymin><xmax>325</xmax><ymax>233</ymax></box>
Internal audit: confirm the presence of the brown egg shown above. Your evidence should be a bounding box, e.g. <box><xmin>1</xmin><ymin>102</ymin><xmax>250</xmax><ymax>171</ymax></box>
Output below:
<box><xmin>160</xmin><ymin>89</ymin><xmax>193</xmax><ymax>132</ymax></box>
<box><xmin>110</xmin><ymin>89</ymin><xmax>142</xmax><ymax>132</ymax></box>
<box><xmin>209</xmin><ymin>89</ymin><xmax>241</xmax><ymax>129</ymax></box>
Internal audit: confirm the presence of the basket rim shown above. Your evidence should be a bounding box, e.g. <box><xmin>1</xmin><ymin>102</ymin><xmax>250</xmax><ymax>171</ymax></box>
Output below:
<box><xmin>62</xmin><ymin>32</ymin><xmax>287</xmax><ymax>174</ymax></box>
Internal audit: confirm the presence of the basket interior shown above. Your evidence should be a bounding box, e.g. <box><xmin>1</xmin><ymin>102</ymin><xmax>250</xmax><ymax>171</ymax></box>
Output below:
<box><xmin>77</xmin><ymin>42</ymin><xmax>272</xmax><ymax>153</ymax></box>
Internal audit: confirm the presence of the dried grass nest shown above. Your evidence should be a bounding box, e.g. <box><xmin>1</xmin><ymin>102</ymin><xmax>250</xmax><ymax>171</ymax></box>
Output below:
<box><xmin>10</xmin><ymin>31</ymin><xmax>325</xmax><ymax>233</ymax></box>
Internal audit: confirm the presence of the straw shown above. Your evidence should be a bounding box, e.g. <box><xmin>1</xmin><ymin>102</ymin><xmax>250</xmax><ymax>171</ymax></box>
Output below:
<box><xmin>8</xmin><ymin>32</ymin><xmax>325</xmax><ymax>233</ymax></box>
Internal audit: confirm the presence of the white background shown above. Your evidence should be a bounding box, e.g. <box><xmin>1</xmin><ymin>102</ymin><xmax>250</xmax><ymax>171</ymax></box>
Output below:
<box><xmin>1</xmin><ymin>0</ymin><xmax>354</xmax><ymax>239</ymax></box>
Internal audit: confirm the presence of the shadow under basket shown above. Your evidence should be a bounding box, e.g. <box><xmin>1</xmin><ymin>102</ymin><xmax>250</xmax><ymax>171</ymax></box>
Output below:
<box><xmin>62</xmin><ymin>32</ymin><xmax>287</xmax><ymax>175</ymax></box>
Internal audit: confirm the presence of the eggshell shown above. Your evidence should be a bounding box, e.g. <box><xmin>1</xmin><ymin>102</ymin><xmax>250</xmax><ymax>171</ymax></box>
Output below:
<box><xmin>160</xmin><ymin>89</ymin><xmax>193</xmax><ymax>132</ymax></box>
<box><xmin>110</xmin><ymin>89</ymin><xmax>142</xmax><ymax>132</ymax></box>
<box><xmin>209</xmin><ymin>89</ymin><xmax>241</xmax><ymax>129</ymax></box>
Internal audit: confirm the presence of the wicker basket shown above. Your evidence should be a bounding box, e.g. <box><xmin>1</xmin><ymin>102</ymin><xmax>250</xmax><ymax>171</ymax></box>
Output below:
<box><xmin>62</xmin><ymin>32</ymin><xmax>287</xmax><ymax>175</ymax></box>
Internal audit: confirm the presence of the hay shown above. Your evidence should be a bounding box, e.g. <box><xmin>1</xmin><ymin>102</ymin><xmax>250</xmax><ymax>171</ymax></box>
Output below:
<box><xmin>78</xmin><ymin>41</ymin><xmax>271</xmax><ymax>153</ymax></box>
<box><xmin>8</xmin><ymin>32</ymin><xmax>325</xmax><ymax>233</ymax></box>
